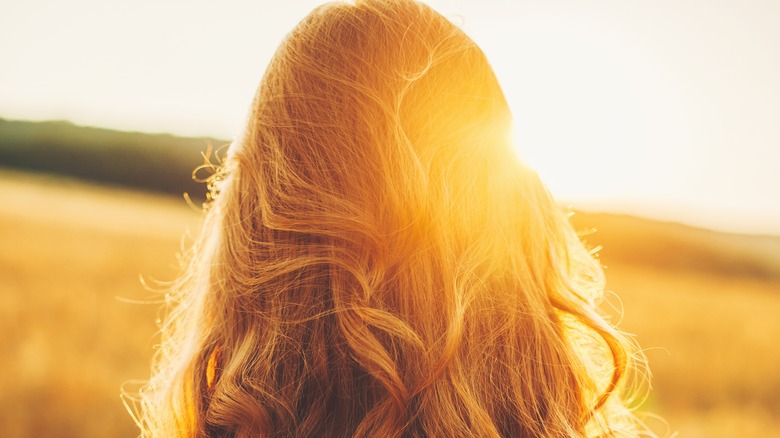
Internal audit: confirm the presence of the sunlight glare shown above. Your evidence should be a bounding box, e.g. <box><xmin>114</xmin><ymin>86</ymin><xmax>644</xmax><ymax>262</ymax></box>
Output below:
<box><xmin>497</xmin><ymin>14</ymin><xmax>689</xmax><ymax>208</ymax></box>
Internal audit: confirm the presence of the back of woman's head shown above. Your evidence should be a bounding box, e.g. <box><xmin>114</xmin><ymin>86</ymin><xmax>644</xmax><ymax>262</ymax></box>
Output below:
<box><xmin>139</xmin><ymin>1</ymin><xmax>647</xmax><ymax>436</ymax></box>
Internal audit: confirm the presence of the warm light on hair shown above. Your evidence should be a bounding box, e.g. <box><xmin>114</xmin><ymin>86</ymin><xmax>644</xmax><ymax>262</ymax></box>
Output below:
<box><xmin>137</xmin><ymin>0</ymin><xmax>649</xmax><ymax>436</ymax></box>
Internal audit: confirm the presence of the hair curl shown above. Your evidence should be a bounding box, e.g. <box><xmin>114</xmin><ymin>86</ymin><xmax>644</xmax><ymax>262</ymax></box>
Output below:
<box><xmin>137</xmin><ymin>1</ymin><xmax>649</xmax><ymax>436</ymax></box>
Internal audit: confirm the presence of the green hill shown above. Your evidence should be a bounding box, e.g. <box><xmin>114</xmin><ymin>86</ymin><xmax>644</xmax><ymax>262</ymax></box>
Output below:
<box><xmin>571</xmin><ymin>211</ymin><xmax>780</xmax><ymax>280</ymax></box>
<box><xmin>2</xmin><ymin>117</ymin><xmax>778</xmax><ymax>281</ymax></box>
<box><xmin>0</xmin><ymin>118</ymin><xmax>229</xmax><ymax>202</ymax></box>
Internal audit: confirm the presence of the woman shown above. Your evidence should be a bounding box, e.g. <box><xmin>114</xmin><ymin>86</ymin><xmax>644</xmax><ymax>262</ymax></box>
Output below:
<box><xmin>139</xmin><ymin>0</ymin><xmax>648</xmax><ymax>436</ymax></box>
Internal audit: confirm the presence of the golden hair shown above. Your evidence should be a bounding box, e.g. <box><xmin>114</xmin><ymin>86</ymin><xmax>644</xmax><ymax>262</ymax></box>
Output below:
<box><xmin>138</xmin><ymin>0</ymin><xmax>649</xmax><ymax>436</ymax></box>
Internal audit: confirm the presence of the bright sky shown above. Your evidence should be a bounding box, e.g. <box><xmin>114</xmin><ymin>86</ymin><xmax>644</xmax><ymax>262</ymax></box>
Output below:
<box><xmin>2</xmin><ymin>0</ymin><xmax>779</xmax><ymax>235</ymax></box>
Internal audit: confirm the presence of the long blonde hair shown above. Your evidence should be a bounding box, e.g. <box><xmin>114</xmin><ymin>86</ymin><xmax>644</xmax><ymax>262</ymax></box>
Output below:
<box><xmin>139</xmin><ymin>0</ymin><xmax>647</xmax><ymax>436</ymax></box>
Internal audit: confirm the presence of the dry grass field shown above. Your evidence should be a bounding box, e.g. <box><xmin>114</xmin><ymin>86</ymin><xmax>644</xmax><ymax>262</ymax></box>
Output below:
<box><xmin>1</xmin><ymin>170</ymin><xmax>778</xmax><ymax>437</ymax></box>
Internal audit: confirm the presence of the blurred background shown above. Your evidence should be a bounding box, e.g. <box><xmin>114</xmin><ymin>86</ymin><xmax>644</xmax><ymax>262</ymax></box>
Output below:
<box><xmin>1</xmin><ymin>0</ymin><xmax>778</xmax><ymax>436</ymax></box>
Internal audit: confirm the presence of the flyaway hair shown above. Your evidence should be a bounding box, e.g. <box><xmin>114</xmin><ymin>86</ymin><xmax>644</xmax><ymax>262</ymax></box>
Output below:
<box><xmin>137</xmin><ymin>0</ymin><xmax>649</xmax><ymax>436</ymax></box>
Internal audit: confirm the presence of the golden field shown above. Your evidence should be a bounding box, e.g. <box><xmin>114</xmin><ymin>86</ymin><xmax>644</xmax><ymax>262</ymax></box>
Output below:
<box><xmin>1</xmin><ymin>170</ymin><xmax>778</xmax><ymax>437</ymax></box>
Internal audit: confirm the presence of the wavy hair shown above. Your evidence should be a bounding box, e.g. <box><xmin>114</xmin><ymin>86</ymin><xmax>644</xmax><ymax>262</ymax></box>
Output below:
<box><xmin>138</xmin><ymin>0</ymin><xmax>648</xmax><ymax>436</ymax></box>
